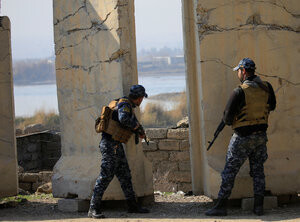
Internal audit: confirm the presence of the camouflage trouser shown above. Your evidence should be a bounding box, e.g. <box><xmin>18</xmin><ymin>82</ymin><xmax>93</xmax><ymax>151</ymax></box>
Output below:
<box><xmin>218</xmin><ymin>132</ymin><xmax>268</xmax><ymax>199</ymax></box>
<box><xmin>90</xmin><ymin>138</ymin><xmax>135</xmax><ymax>209</ymax></box>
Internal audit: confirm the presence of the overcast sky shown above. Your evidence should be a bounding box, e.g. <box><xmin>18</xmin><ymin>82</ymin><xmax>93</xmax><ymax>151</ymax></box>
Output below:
<box><xmin>0</xmin><ymin>0</ymin><xmax>183</xmax><ymax>60</ymax></box>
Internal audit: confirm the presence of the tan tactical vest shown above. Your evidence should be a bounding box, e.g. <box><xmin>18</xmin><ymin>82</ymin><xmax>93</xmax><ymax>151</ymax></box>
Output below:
<box><xmin>232</xmin><ymin>82</ymin><xmax>270</xmax><ymax>129</ymax></box>
<box><xmin>96</xmin><ymin>98</ymin><xmax>134</xmax><ymax>143</ymax></box>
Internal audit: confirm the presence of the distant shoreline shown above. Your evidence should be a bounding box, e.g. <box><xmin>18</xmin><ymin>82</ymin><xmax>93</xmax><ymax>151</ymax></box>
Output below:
<box><xmin>14</xmin><ymin>70</ymin><xmax>186</xmax><ymax>86</ymax></box>
<box><xmin>14</xmin><ymin>81</ymin><xmax>56</xmax><ymax>87</ymax></box>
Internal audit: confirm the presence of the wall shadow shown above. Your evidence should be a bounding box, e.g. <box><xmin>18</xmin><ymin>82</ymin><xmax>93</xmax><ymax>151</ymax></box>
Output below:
<box><xmin>0</xmin><ymin>199</ymin><xmax>300</xmax><ymax>221</ymax></box>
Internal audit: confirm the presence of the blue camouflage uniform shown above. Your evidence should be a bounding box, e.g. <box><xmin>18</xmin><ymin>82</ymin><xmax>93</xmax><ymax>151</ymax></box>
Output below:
<box><xmin>90</xmin><ymin>96</ymin><xmax>138</xmax><ymax>209</ymax></box>
<box><xmin>205</xmin><ymin>58</ymin><xmax>276</xmax><ymax>217</ymax></box>
<box><xmin>217</xmin><ymin>74</ymin><xmax>276</xmax><ymax>199</ymax></box>
<box><xmin>218</xmin><ymin>132</ymin><xmax>268</xmax><ymax>198</ymax></box>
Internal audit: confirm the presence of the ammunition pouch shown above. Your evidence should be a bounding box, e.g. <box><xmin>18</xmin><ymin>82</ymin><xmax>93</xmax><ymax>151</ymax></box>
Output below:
<box><xmin>95</xmin><ymin>98</ymin><xmax>133</xmax><ymax>143</ymax></box>
<box><xmin>95</xmin><ymin>106</ymin><xmax>111</xmax><ymax>133</ymax></box>
<box><xmin>105</xmin><ymin>118</ymin><xmax>133</xmax><ymax>143</ymax></box>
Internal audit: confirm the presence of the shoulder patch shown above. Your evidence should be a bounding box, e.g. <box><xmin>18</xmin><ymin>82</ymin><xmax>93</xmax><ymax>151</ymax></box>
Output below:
<box><xmin>122</xmin><ymin>105</ymin><xmax>131</xmax><ymax>113</ymax></box>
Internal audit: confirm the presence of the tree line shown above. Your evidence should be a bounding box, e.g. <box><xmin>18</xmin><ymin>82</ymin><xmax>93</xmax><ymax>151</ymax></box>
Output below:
<box><xmin>13</xmin><ymin>47</ymin><xmax>184</xmax><ymax>85</ymax></box>
<box><xmin>13</xmin><ymin>59</ymin><xmax>56</xmax><ymax>85</ymax></box>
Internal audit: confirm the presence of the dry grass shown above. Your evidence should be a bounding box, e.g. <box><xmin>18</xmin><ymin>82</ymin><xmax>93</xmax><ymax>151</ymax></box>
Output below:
<box><xmin>15</xmin><ymin>109</ymin><xmax>60</xmax><ymax>131</ymax></box>
<box><xmin>141</xmin><ymin>92</ymin><xmax>187</xmax><ymax>128</ymax></box>
<box><xmin>15</xmin><ymin>92</ymin><xmax>187</xmax><ymax>130</ymax></box>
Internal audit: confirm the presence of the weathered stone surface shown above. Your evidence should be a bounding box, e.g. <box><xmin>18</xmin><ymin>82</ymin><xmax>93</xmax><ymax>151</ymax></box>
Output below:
<box><xmin>145</xmin><ymin>151</ymin><xmax>169</xmax><ymax>162</ymax></box>
<box><xmin>18</xmin><ymin>188</ymin><xmax>30</xmax><ymax>195</ymax></box>
<box><xmin>179</xmin><ymin>161</ymin><xmax>191</xmax><ymax>171</ymax></box>
<box><xmin>19</xmin><ymin>173</ymin><xmax>39</xmax><ymax>183</ymax></box>
<box><xmin>158</xmin><ymin>139</ymin><xmax>180</xmax><ymax>151</ymax></box>
<box><xmin>154</xmin><ymin>161</ymin><xmax>178</xmax><ymax>174</ymax></box>
<box><xmin>168</xmin><ymin>171</ymin><xmax>192</xmax><ymax>183</ymax></box>
<box><xmin>142</xmin><ymin>140</ymin><xmax>158</xmax><ymax>151</ymax></box>
<box><xmin>25</xmin><ymin>161</ymin><xmax>40</xmax><ymax>171</ymax></box>
<box><xmin>180</xmin><ymin>140</ymin><xmax>190</xmax><ymax>151</ymax></box>
<box><xmin>16</xmin><ymin>129</ymin><xmax>23</xmax><ymax>136</ymax></box>
<box><xmin>58</xmin><ymin>199</ymin><xmax>90</xmax><ymax>212</ymax></box>
<box><xmin>27</xmin><ymin>144</ymin><xmax>38</xmax><ymax>153</ymax></box>
<box><xmin>178</xmin><ymin>183</ymin><xmax>192</xmax><ymax>192</ymax></box>
<box><xmin>32</xmin><ymin>182</ymin><xmax>43</xmax><ymax>192</ymax></box>
<box><xmin>242</xmin><ymin>196</ymin><xmax>278</xmax><ymax>210</ymax></box>
<box><xmin>23</xmin><ymin>153</ymin><xmax>32</xmax><ymax>161</ymax></box>
<box><xmin>154</xmin><ymin>182</ymin><xmax>178</xmax><ymax>192</ymax></box>
<box><xmin>167</xmin><ymin>128</ymin><xmax>189</xmax><ymax>139</ymax></box>
<box><xmin>169</xmin><ymin>151</ymin><xmax>190</xmax><ymax>162</ymax></box>
<box><xmin>52</xmin><ymin>0</ymin><xmax>153</xmax><ymax>200</ymax></box>
<box><xmin>145</xmin><ymin>128</ymin><xmax>168</xmax><ymax>139</ymax></box>
<box><xmin>38</xmin><ymin>171</ymin><xmax>53</xmax><ymax>183</ymax></box>
<box><xmin>183</xmin><ymin>0</ymin><xmax>300</xmax><ymax>198</ymax></box>
<box><xmin>19</xmin><ymin>183</ymin><xmax>31</xmax><ymax>192</ymax></box>
<box><xmin>31</xmin><ymin>153</ymin><xmax>39</xmax><ymax>161</ymax></box>
<box><xmin>17</xmin><ymin>132</ymin><xmax>61</xmax><ymax>171</ymax></box>
<box><xmin>18</xmin><ymin>166</ymin><xmax>24</xmax><ymax>173</ymax></box>
<box><xmin>36</xmin><ymin>182</ymin><xmax>52</xmax><ymax>194</ymax></box>
<box><xmin>176</xmin><ymin>116</ymin><xmax>189</xmax><ymax>128</ymax></box>
<box><xmin>24</xmin><ymin>124</ymin><xmax>45</xmax><ymax>134</ymax></box>
<box><xmin>0</xmin><ymin>16</ymin><xmax>18</xmax><ymax>198</ymax></box>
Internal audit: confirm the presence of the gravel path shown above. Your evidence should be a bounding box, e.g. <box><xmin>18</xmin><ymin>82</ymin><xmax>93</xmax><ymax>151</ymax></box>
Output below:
<box><xmin>1</xmin><ymin>193</ymin><xmax>300</xmax><ymax>222</ymax></box>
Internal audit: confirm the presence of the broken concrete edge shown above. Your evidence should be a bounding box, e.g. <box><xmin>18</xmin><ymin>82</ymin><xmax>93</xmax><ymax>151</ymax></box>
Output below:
<box><xmin>210</xmin><ymin>194</ymin><xmax>300</xmax><ymax>209</ymax></box>
<box><xmin>57</xmin><ymin>195</ymin><xmax>154</xmax><ymax>212</ymax></box>
<box><xmin>16</xmin><ymin>130</ymin><xmax>60</xmax><ymax>138</ymax></box>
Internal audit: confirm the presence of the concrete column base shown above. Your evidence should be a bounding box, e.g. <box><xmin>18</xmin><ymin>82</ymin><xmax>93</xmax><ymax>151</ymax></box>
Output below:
<box><xmin>241</xmin><ymin>196</ymin><xmax>278</xmax><ymax>211</ymax></box>
<box><xmin>58</xmin><ymin>195</ymin><xmax>154</xmax><ymax>212</ymax></box>
<box><xmin>58</xmin><ymin>199</ymin><xmax>90</xmax><ymax>212</ymax></box>
<box><xmin>277</xmin><ymin>194</ymin><xmax>300</xmax><ymax>206</ymax></box>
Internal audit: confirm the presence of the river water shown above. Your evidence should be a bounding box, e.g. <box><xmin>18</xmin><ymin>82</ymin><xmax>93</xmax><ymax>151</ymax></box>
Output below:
<box><xmin>14</xmin><ymin>74</ymin><xmax>186</xmax><ymax>117</ymax></box>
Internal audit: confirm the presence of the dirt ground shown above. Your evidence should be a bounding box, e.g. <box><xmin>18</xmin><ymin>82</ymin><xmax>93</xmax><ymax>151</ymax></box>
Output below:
<box><xmin>1</xmin><ymin>193</ymin><xmax>300</xmax><ymax>222</ymax></box>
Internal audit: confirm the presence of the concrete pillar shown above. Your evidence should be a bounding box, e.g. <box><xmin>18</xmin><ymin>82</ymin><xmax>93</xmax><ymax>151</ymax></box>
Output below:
<box><xmin>0</xmin><ymin>16</ymin><xmax>18</xmax><ymax>198</ymax></box>
<box><xmin>52</xmin><ymin>0</ymin><xmax>153</xmax><ymax>200</ymax></box>
<box><xmin>183</xmin><ymin>0</ymin><xmax>300</xmax><ymax>198</ymax></box>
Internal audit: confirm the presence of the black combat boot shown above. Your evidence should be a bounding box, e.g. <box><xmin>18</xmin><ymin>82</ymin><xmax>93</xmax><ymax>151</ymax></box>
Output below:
<box><xmin>88</xmin><ymin>207</ymin><xmax>105</xmax><ymax>219</ymax></box>
<box><xmin>127</xmin><ymin>198</ymin><xmax>150</xmax><ymax>213</ymax></box>
<box><xmin>253</xmin><ymin>194</ymin><xmax>264</xmax><ymax>216</ymax></box>
<box><xmin>205</xmin><ymin>198</ymin><xmax>228</xmax><ymax>216</ymax></box>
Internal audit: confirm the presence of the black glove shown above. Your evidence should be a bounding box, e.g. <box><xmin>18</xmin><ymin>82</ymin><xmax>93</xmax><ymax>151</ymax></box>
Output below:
<box><xmin>135</xmin><ymin>133</ymin><xmax>139</xmax><ymax>145</ymax></box>
<box><xmin>135</xmin><ymin>125</ymin><xmax>145</xmax><ymax>137</ymax></box>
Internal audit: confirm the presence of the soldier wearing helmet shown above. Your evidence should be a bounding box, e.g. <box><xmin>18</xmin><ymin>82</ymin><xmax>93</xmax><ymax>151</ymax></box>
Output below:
<box><xmin>88</xmin><ymin>85</ymin><xmax>149</xmax><ymax>218</ymax></box>
<box><xmin>206</xmin><ymin>58</ymin><xmax>276</xmax><ymax>216</ymax></box>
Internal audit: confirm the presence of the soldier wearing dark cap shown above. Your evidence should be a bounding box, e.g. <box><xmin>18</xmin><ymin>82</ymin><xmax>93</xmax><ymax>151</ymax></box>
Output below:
<box><xmin>205</xmin><ymin>58</ymin><xmax>276</xmax><ymax>216</ymax></box>
<box><xmin>88</xmin><ymin>85</ymin><xmax>149</xmax><ymax>219</ymax></box>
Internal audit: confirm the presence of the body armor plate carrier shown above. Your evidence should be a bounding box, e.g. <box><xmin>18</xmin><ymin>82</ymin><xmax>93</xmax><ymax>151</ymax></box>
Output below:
<box><xmin>232</xmin><ymin>81</ymin><xmax>269</xmax><ymax>129</ymax></box>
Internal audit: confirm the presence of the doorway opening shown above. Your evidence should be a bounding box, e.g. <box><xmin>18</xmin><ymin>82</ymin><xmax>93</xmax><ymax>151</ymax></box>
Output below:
<box><xmin>135</xmin><ymin>0</ymin><xmax>187</xmax><ymax>128</ymax></box>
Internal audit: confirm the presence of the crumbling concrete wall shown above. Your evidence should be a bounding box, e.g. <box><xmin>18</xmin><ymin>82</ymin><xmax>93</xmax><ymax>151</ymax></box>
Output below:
<box><xmin>52</xmin><ymin>0</ymin><xmax>153</xmax><ymax>200</ymax></box>
<box><xmin>0</xmin><ymin>16</ymin><xmax>18</xmax><ymax>198</ymax></box>
<box><xmin>183</xmin><ymin>0</ymin><xmax>300</xmax><ymax>198</ymax></box>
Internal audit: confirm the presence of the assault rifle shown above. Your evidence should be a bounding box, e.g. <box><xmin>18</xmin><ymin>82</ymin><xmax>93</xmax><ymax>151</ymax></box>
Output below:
<box><xmin>134</xmin><ymin>125</ymin><xmax>149</xmax><ymax>146</ymax></box>
<box><xmin>207</xmin><ymin>120</ymin><xmax>225</xmax><ymax>151</ymax></box>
